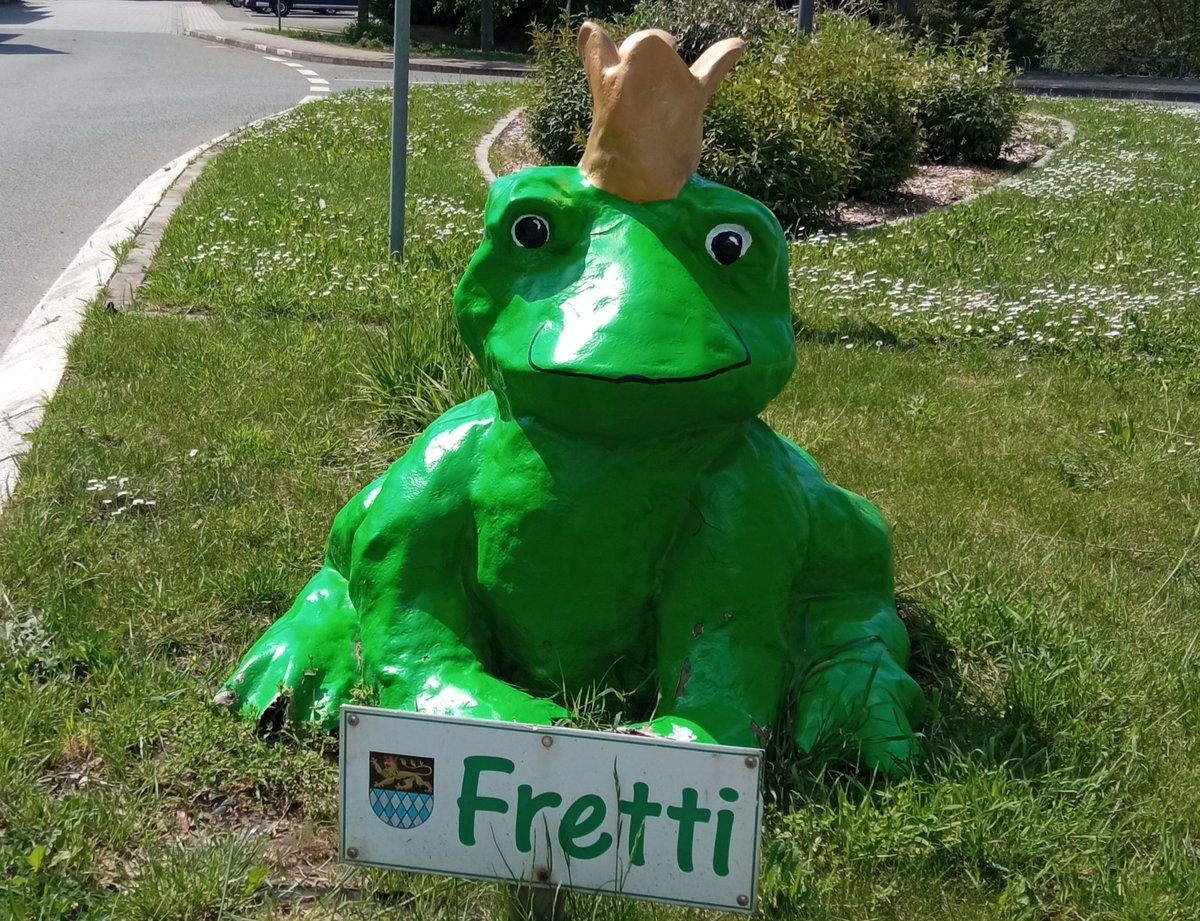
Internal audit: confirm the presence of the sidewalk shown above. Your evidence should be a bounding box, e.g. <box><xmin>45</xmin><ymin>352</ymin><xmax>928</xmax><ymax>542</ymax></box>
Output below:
<box><xmin>182</xmin><ymin>2</ymin><xmax>531</xmax><ymax>77</ymax></box>
<box><xmin>1019</xmin><ymin>71</ymin><xmax>1200</xmax><ymax>103</ymax></box>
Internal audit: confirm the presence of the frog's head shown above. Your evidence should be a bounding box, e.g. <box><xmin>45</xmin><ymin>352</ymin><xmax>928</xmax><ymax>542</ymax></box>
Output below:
<box><xmin>454</xmin><ymin>23</ymin><xmax>796</xmax><ymax>440</ymax></box>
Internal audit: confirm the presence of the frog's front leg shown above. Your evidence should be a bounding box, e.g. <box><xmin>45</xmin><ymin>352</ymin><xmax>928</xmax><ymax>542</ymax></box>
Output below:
<box><xmin>639</xmin><ymin>437</ymin><xmax>804</xmax><ymax>749</ymax></box>
<box><xmin>216</xmin><ymin>471</ymin><xmax>386</xmax><ymax>729</ymax></box>
<box><xmin>350</xmin><ymin>525</ymin><xmax>568</xmax><ymax>727</ymax></box>
<box><xmin>348</xmin><ymin>403</ymin><xmax>567</xmax><ymax>727</ymax></box>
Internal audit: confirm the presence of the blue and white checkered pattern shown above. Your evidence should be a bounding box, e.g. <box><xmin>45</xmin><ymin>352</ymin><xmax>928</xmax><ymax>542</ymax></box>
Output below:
<box><xmin>370</xmin><ymin>789</ymin><xmax>434</xmax><ymax>828</ymax></box>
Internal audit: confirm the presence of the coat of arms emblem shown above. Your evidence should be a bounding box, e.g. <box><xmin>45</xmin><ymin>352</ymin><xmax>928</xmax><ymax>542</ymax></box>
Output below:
<box><xmin>369</xmin><ymin>751</ymin><xmax>435</xmax><ymax>829</ymax></box>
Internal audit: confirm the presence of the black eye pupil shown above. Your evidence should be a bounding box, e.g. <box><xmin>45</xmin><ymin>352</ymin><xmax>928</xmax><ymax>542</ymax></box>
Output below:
<box><xmin>711</xmin><ymin>231</ymin><xmax>743</xmax><ymax>265</ymax></box>
<box><xmin>514</xmin><ymin>216</ymin><xmax>549</xmax><ymax>248</ymax></box>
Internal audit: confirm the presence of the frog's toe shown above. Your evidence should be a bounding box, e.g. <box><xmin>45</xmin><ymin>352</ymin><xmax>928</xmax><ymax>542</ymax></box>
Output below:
<box><xmin>216</xmin><ymin>646</ymin><xmax>280</xmax><ymax>718</ymax></box>
<box><xmin>287</xmin><ymin>668</ymin><xmax>356</xmax><ymax>730</ymax></box>
<box><xmin>213</xmin><ymin>687</ymin><xmax>238</xmax><ymax>709</ymax></box>
<box><xmin>857</xmin><ymin>726</ymin><xmax>920</xmax><ymax>777</ymax></box>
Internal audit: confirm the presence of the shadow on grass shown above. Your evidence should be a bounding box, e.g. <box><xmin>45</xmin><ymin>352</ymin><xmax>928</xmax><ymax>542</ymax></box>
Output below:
<box><xmin>764</xmin><ymin>592</ymin><xmax>1058</xmax><ymax>806</ymax></box>
<box><xmin>792</xmin><ymin>318</ymin><xmax>915</xmax><ymax>351</ymax></box>
<box><xmin>900</xmin><ymin>593</ymin><xmax>1055</xmax><ymax>779</ymax></box>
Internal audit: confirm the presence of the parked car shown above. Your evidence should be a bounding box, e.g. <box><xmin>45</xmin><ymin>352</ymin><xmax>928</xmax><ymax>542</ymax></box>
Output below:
<box><xmin>274</xmin><ymin>0</ymin><xmax>357</xmax><ymax>14</ymax></box>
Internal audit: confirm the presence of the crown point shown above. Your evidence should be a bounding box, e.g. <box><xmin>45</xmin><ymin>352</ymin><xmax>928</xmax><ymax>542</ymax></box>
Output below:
<box><xmin>577</xmin><ymin>22</ymin><xmax>745</xmax><ymax>203</ymax></box>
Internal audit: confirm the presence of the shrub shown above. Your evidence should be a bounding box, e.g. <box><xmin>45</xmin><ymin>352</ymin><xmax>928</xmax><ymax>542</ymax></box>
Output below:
<box><xmin>911</xmin><ymin>35</ymin><xmax>1022</xmax><ymax>163</ymax></box>
<box><xmin>794</xmin><ymin>13</ymin><xmax>923</xmax><ymax>199</ymax></box>
<box><xmin>527</xmin><ymin>19</ymin><xmax>605</xmax><ymax>166</ymax></box>
<box><xmin>919</xmin><ymin>0</ymin><xmax>1045</xmax><ymax>66</ymax></box>
<box><xmin>703</xmin><ymin>49</ymin><xmax>855</xmax><ymax>227</ymax></box>
<box><xmin>1037</xmin><ymin>0</ymin><xmax>1199</xmax><ymax>76</ymax></box>
<box><xmin>527</xmin><ymin>4</ymin><xmax>1023</xmax><ymax>224</ymax></box>
<box><xmin>625</xmin><ymin>0</ymin><xmax>791</xmax><ymax>63</ymax></box>
<box><xmin>529</xmin><ymin>19</ymin><xmax>854</xmax><ymax>227</ymax></box>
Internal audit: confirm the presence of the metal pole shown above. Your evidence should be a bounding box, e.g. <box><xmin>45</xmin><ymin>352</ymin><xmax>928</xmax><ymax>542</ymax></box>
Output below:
<box><xmin>797</xmin><ymin>0</ymin><xmax>814</xmax><ymax>35</ymax></box>
<box><xmin>389</xmin><ymin>0</ymin><xmax>412</xmax><ymax>259</ymax></box>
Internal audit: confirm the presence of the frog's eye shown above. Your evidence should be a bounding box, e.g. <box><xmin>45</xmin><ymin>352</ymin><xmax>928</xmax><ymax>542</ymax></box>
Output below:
<box><xmin>706</xmin><ymin>223</ymin><xmax>752</xmax><ymax>265</ymax></box>
<box><xmin>511</xmin><ymin>214</ymin><xmax>550</xmax><ymax>249</ymax></box>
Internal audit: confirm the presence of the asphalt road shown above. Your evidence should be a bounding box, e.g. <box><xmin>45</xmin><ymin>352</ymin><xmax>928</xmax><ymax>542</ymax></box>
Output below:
<box><xmin>0</xmin><ymin>0</ymin><xmax>406</xmax><ymax>354</ymax></box>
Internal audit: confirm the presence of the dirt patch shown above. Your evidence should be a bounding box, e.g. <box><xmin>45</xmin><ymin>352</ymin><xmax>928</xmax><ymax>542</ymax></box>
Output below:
<box><xmin>835</xmin><ymin>114</ymin><xmax>1070</xmax><ymax>231</ymax></box>
<box><xmin>487</xmin><ymin>112</ymin><xmax>1071</xmax><ymax>232</ymax></box>
<box><xmin>489</xmin><ymin>113</ymin><xmax>541</xmax><ymax>181</ymax></box>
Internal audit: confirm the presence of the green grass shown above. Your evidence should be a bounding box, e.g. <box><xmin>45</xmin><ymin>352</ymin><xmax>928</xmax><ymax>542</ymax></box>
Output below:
<box><xmin>249</xmin><ymin>24</ymin><xmax>533</xmax><ymax>62</ymax></box>
<box><xmin>3</xmin><ymin>87</ymin><xmax>1200</xmax><ymax>919</ymax></box>
<box><xmin>140</xmin><ymin>86</ymin><xmax>519</xmax><ymax>322</ymax></box>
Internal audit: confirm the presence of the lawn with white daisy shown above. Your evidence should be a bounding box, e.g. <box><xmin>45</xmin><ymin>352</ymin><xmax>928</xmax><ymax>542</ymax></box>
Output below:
<box><xmin>1</xmin><ymin>87</ymin><xmax>1198</xmax><ymax>920</ymax></box>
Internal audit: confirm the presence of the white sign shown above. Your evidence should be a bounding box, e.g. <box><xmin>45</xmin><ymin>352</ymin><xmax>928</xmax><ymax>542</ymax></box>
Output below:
<box><xmin>339</xmin><ymin>707</ymin><xmax>763</xmax><ymax>913</ymax></box>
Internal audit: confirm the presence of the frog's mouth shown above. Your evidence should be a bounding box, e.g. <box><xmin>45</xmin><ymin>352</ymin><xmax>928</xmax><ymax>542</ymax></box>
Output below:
<box><xmin>526</xmin><ymin>321</ymin><xmax>751</xmax><ymax>384</ymax></box>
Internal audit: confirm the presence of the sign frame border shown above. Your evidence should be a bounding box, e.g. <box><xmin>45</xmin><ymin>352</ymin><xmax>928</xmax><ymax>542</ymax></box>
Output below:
<box><xmin>338</xmin><ymin>705</ymin><xmax>764</xmax><ymax>913</ymax></box>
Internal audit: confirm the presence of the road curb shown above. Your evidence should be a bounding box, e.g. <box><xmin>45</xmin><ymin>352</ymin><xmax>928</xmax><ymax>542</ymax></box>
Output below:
<box><xmin>184</xmin><ymin>29</ymin><xmax>532</xmax><ymax>77</ymax></box>
<box><xmin>1019</xmin><ymin>77</ymin><xmax>1200</xmax><ymax>103</ymax></box>
<box><xmin>475</xmin><ymin>107</ymin><xmax>524</xmax><ymax>184</ymax></box>
<box><xmin>0</xmin><ymin>104</ymin><xmax>302</xmax><ymax>514</ymax></box>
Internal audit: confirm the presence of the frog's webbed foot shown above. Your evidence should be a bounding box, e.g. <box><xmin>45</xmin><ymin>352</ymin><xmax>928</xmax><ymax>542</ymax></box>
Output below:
<box><xmin>215</xmin><ymin>565</ymin><xmax>360</xmax><ymax>731</ymax></box>
<box><xmin>792</xmin><ymin>650</ymin><xmax>923</xmax><ymax>776</ymax></box>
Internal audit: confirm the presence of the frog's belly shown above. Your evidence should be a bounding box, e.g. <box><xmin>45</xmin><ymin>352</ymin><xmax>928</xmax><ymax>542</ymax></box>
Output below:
<box><xmin>471</xmin><ymin>520</ymin><xmax>666</xmax><ymax>691</ymax></box>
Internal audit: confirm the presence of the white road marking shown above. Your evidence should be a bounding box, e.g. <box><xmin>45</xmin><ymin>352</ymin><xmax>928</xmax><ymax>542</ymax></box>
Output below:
<box><xmin>263</xmin><ymin>55</ymin><xmax>335</xmax><ymax>96</ymax></box>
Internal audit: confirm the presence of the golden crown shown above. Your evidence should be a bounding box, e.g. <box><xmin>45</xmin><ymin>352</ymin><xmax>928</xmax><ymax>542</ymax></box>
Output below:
<box><xmin>577</xmin><ymin>21</ymin><xmax>745</xmax><ymax>203</ymax></box>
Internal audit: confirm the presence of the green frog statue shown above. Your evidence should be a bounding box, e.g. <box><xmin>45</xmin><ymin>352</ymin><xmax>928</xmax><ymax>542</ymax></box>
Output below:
<box><xmin>216</xmin><ymin>22</ymin><xmax>923</xmax><ymax>774</ymax></box>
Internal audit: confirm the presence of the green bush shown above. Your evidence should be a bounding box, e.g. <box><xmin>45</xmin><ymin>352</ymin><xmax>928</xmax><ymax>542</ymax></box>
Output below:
<box><xmin>1037</xmin><ymin>0</ymin><xmax>1198</xmax><ymax>75</ymax></box>
<box><xmin>919</xmin><ymin>0</ymin><xmax>1045</xmax><ymax>66</ymax></box>
<box><xmin>795</xmin><ymin>14</ymin><xmax>923</xmax><ymax>199</ymax></box>
<box><xmin>703</xmin><ymin>49</ymin><xmax>855</xmax><ymax>227</ymax></box>
<box><xmin>528</xmin><ymin>18</ymin><xmax>853</xmax><ymax>227</ymax></box>
<box><xmin>911</xmin><ymin>36</ymin><xmax>1022</xmax><ymax>163</ymax></box>
<box><xmin>626</xmin><ymin>0</ymin><xmax>790</xmax><ymax>63</ymax></box>
<box><xmin>528</xmin><ymin>4</ymin><xmax>1023</xmax><ymax>226</ymax></box>
<box><xmin>528</xmin><ymin>19</ymin><xmax>603</xmax><ymax>167</ymax></box>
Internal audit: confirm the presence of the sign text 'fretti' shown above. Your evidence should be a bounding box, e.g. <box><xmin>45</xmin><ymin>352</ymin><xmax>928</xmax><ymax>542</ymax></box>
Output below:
<box><xmin>339</xmin><ymin>708</ymin><xmax>764</xmax><ymax>913</ymax></box>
